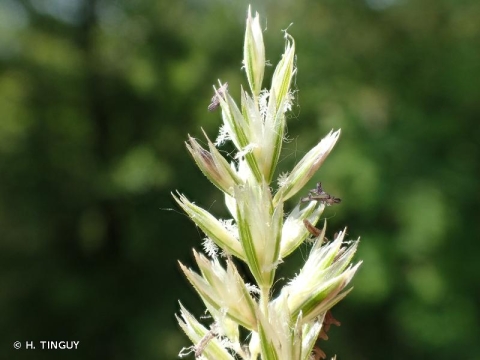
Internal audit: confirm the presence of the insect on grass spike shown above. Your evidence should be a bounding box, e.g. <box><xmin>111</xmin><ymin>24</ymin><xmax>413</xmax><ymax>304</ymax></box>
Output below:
<box><xmin>303</xmin><ymin>219</ymin><xmax>322</xmax><ymax>238</ymax></box>
<box><xmin>208</xmin><ymin>82</ymin><xmax>229</xmax><ymax>111</ymax></box>
<box><xmin>301</xmin><ymin>182</ymin><xmax>341</xmax><ymax>206</ymax></box>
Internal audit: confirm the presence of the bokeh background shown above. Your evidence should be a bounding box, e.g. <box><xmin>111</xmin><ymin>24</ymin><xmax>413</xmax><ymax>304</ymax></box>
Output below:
<box><xmin>1</xmin><ymin>0</ymin><xmax>479</xmax><ymax>359</ymax></box>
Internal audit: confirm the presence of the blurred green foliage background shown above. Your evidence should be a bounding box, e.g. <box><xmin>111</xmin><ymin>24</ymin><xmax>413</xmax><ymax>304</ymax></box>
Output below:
<box><xmin>1</xmin><ymin>0</ymin><xmax>479</xmax><ymax>359</ymax></box>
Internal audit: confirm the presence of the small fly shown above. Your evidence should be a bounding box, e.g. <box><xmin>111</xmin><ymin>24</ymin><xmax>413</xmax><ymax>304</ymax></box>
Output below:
<box><xmin>207</xmin><ymin>82</ymin><xmax>228</xmax><ymax>111</ymax></box>
<box><xmin>301</xmin><ymin>182</ymin><xmax>341</xmax><ymax>206</ymax></box>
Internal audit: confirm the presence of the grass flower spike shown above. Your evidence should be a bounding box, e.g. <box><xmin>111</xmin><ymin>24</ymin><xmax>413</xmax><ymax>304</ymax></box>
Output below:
<box><xmin>175</xmin><ymin>6</ymin><xmax>361</xmax><ymax>360</ymax></box>
<box><xmin>244</xmin><ymin>7</ymin><xmax>265</xmax><ymax>97</ymax></box>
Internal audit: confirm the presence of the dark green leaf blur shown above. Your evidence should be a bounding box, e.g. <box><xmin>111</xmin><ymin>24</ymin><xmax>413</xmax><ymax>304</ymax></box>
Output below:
<box><xmin>1</xmin><ymin>0</ymin><xmax>479</xmax><ymax>359</ymax></box>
